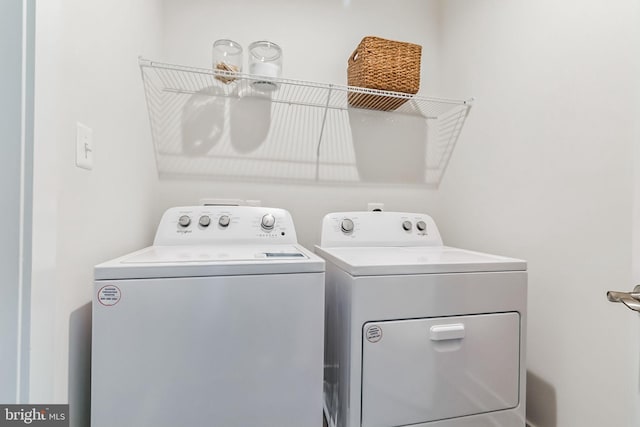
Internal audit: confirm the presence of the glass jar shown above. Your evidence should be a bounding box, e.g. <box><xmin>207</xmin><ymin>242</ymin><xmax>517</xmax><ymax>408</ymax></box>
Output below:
<box><xmin>212</xmin><ymin>39</ymin><xmax>243</xmax><ymax>83</ymax></box>
<box><xmin>248</xmin><ymin>41</ymin><xmax>282</xmax><ymax>79</ymax></box>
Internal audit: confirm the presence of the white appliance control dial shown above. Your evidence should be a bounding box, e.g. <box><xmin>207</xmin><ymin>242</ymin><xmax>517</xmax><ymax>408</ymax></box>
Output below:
<box><xmin>341</xmin><ymin>219</ymin><xmax>355</xmax><ymax>234</ymax></box>
<box><xmin>402</xmin><ymin>220</ymin><xmax>413</xmax><ymax>231</ymax></box>
<box><xmin>199</xmin><ymin>215</ymin><xmax>211</xmax><ymax>227</ymax></box>
<box><xmin>218</xmin><ymin>215</ymin><xmax>230</xmax><ymax>227</ymax></box>
<box><xmin>178</xmin><ymin>215</ymin><xmax>191</xmax><ymax>227</ymax></box>
<box><xmin>261</xmin><ymin>214</ymin><xmax>276</xmax><ymax>230</ymax></box>
<box><xmin>416</xmin><ymin>221</ymin><xmax>427</xmax><ymax>232</ymax></box>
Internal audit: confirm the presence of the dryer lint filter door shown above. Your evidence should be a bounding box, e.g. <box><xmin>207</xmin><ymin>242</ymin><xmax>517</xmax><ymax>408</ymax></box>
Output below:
<box><xmin>361</xmin><ymin>313</ymin><xmax>520</xmax><ymax>427</ymax></box>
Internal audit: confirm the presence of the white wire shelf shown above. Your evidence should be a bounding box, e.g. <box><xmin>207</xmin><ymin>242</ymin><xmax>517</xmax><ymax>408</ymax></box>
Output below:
<box><xmin>139</xmin><ymin>57</ymin><xmax>473</xmax><ymax>186</ymax></box>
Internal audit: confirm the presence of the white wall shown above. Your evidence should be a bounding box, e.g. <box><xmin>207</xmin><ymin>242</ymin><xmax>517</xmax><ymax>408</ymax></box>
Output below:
<box><xmin>157</xmin><ymin>0</ymin><xmax>444</xmax><ymax>249</ymax></box>
<box><xmin>0</xmin><ymin>0</ymin><xmax>27</xmax><ymax>404</ymax></box>
<box><xmin>30</xmin><ymin>2</ymin><xmax>640</xmax><ymax>426</ymax></box>
<box><xmin>29</xmin><ymin>0</ymin><xmax>446</xmax><ymax>416</ymax></box>
<box><xmin>437</xmin><ymin>1</ymin><xmax>640</xmax><ymax>426</ymax></box>
<box><xmin>31</xmin><ymin>1</ymin><xmax>163</xmax><ymax>424</ymax></box>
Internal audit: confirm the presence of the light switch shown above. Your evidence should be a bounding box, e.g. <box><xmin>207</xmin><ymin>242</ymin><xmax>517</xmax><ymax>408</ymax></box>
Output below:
<box><xmin>76</xmin><ymin>122</ymin><xmax>93</xmax><ymax>170</ymax></box>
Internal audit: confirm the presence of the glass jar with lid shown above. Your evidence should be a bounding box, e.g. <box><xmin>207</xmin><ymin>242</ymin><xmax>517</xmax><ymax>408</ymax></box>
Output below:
<box><xmin>212</xmin><ymin>39</ymin><xmax>243</xmax><ymax>84</ymax></box>
<box><xmin>249</xmin><ymin>41</ymin><xmax>282</xmax><ymax>89</ymax></box>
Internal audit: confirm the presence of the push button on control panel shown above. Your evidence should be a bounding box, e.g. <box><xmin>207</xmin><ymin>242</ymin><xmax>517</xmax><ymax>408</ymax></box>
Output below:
<box><xmin>178</xmin><ymin>215</ymin><xmax>191</xmax><ymax>227</ymax></box>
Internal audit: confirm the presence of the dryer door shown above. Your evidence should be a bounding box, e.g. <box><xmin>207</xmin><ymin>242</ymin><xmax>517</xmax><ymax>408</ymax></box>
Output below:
<box><xmin>361</xmin><ymin>312</ymin><xmax>520</xmax><ymax>427</ymax></box>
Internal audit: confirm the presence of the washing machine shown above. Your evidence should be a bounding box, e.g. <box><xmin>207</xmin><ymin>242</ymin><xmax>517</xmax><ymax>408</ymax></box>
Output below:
<box><xmin>91</xmin><ymin>205</ymin><xmax>325</xmax><ymax>427</ymax></box>
<box><xmin>315</xmin><ymin>211</ymin><xmax>527</xmax><ymax>427</ymax></box>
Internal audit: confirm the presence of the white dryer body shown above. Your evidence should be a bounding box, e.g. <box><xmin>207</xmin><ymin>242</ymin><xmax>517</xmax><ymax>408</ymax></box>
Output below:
<box><xmin>316</xmin><ymin>211</ymin><xmax>527</xmax><ymax>427</ymax></box>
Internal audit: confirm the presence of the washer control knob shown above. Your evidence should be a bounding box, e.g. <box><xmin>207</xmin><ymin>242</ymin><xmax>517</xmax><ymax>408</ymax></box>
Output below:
<box><xmin>261</xmin><ymin>214</ymin><xmax>276</xmax><ymax>230</ymax></box>
<box><xmin>341</xmin><ymin>218</ymin><xmax>354</xmax><ymax>234</ymax></box>
<box><xmin>218</xmin><ymin>215</ymin><xmax>230</xmax><ymax>227</ymax></box>
<box><xmin>416</xmin><ymin>221</ymin><xmax>427</xmax><ymax>232</ymax></box>
<box><xmin>178</xmin><ymin>215</ymin><xmax>191</xmax><ymax>227</ymax></box>
<box><xmin>402</xmin><ymin>220</ymin><xmax>413</xmax><ymax>231</ymax></box>
<box><xmin>199</xmin><ymin>215</ymin><xmax>211</xmax><ymax>227</ymax></box>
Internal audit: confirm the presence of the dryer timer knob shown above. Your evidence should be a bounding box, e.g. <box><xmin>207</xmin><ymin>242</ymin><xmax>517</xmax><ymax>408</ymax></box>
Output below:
<box><xmin>341</xmin><ymin>218</ymin><xmax>354</xmax><ymax>234</ymax></box>
<box><xmin>417</xmin><ymin>221</ymin><xmax>427</xmax><ymax>232</ymax></box>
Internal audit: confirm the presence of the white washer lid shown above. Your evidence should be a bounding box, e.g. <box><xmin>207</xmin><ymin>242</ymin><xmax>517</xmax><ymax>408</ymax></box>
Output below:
<box><xmin>95</xmin><ymin>244</ymin><xmax>324</xmax><ymax>280</ymax></box>
<box><xmin>314</xmin><ymin>246</ymin><xmax>526</xmax><ymax>276</ymax></box>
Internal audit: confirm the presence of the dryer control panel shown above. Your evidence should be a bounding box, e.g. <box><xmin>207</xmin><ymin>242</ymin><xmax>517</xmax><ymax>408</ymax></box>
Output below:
<box><xmin>319</xmin><ymin>211</ymin><xmax>443</xmax><ymax>248</ymax></box>
<box><xmin>154</xmin><ymin>206</ymin><xmax>298</xmax><ymax>245</ymax></box>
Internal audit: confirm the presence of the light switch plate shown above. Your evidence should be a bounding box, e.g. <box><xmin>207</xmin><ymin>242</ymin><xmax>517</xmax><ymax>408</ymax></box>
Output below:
<box><xmin>76</xmin><ymin>122</ymin><xmax>93</xmax><ymax>170</ymax></box>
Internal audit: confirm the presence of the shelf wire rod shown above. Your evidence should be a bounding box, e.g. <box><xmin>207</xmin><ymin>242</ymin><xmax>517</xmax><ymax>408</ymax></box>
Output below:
<box><xmin>177</xmin><ymin>69</ymin><xmax>191</xmax><ymax>93</ymax></box>
<box><xmin>315</xmin><ymin>85</ymin><xmax>334</xmax><ymax>180</ymax></box>
<box><xmin>140</xmin><ymin>70</ymin><xmax>163</xmax><ymax>174</ymax></box>
<box><xmin>193</xmin><ymin>71</ymin><xmax>204</xmax><ymax>93</ymax></box>
<box><xmin>156</xmin><ymin>88</ymin><xmax>185</xmax><ymax>154</ymax></box>
<box><xmin>438</xmin><ymin>117</ymin><xmax>466</xmax><ymax>133</ymax></box>
<box><xmin>160</xmin><ymin>88</ymin><xmax>329</xmax><ymax>110</ymax></box>
<box><xmin>156</xmin><ymin>68</ymin><xmax>175</xmax><ymax>92</ymax></box>
<box><xmin>168</xmin><ymin>69</ymin><xmax>182</xmax><ymax>92</ymax></box>
<box><xmin>435</xmin><ymin>109</ymin><xmax>467</xmax><ymax>171</ymax></box>
<box><xmin>273</xmin><ymin>103</ymin><xmax>288</xmax><ymax>177</ymax></box>
<box><xmin>406</xmin><ymin>99</ymin><xmax>438</xmax><ymax>120</ymax></box>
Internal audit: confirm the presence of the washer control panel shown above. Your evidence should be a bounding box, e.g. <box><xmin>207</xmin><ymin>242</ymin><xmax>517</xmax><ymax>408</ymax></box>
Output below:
<box><xmin>154</xmin><ymin>206</ymin><xmax>298</xmax><ymax>245</ymax></box>
<box><xmin>319</xmin><ymin>211</ymin><xmax>443</xmax><ymax>248</ymax></box>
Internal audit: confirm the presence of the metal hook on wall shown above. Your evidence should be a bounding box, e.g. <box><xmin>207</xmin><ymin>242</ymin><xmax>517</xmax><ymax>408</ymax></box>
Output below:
<box><xmin>607</xmin><ymin>285</ymin><xmax>640</xmax><ymax>313</ymax></box>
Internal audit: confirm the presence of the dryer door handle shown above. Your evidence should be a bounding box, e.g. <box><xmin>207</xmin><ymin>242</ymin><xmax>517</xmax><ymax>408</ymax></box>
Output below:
<box><xmin>430</xmin><ymin>323</ymin><xmax>465</xmax><ymax>341</ymax></box>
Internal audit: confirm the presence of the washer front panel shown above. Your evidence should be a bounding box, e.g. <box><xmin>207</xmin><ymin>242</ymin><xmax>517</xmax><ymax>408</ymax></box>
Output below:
<box><xmin>91</xmin><ymin>273</ymin><xmax>324</xmax><ymax>427</ymax></box>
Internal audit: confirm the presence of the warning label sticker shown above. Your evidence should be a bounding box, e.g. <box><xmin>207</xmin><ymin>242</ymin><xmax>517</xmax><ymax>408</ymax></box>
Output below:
<box><xmin>365</xmin><ymin>325</ymin><xmax>383</xmax><ymax>343</ymax></box>
<box><xmin>98</xmin><ymin>285</ymin><xmax>121</xmax><ymax>306</ymax></box>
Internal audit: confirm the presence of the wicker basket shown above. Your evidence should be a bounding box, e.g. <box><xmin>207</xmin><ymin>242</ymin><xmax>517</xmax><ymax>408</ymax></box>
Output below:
<box><xmin>347</xmin><ymin>36</ymin><xmax>422</xmax><ymax>111</ymax></box>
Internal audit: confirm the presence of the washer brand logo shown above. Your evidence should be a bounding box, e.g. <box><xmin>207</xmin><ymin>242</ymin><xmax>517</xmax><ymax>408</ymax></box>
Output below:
<box><xmin>0</xmin><ymin>405</ymin><xmax>68</xmax><ymax>426</ymax></box>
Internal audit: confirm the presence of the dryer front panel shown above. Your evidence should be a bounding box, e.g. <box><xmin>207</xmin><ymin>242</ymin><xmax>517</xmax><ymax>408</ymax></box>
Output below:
<box><xmin>361</xmin><ymin>312</ymin><xmax>520</xmax><ymax>427</ymax></box>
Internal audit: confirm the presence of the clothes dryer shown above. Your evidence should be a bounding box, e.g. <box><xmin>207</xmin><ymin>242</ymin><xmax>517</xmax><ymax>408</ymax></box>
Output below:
<box><xmin>315</xmin><ymin>211</ymin><xmax>527</xmax><ymax>427</ymax></box>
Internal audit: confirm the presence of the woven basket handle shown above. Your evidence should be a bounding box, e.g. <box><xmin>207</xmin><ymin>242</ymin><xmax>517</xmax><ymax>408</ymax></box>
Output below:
<box><xmin>349</xmin><ymin>48</ymin><xmax>359</xmax><ymax>63</ymax></box>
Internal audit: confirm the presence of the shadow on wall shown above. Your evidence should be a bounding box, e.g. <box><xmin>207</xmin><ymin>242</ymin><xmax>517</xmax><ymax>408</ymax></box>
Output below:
<box><xmin>347</xmin><ymin>107</ymin><xmax>427</xmax><ymax>184</ymax></box>
<box><xmin>68</xmin><ymin>303</ymin><xmax>92</xmax><ymax>427</ymax></box>
<box><xmin>526</xmin><ymin>370</ymin><xmax>557</xmax><ymax>427</ymax></box>
<box><xmin>167</xmin><ymin>96</ymin><xmax>437</xmax><ymax>186</ymax></box>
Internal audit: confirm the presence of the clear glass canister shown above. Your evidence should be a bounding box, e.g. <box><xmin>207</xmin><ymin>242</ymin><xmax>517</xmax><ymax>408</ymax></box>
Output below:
<box><xmin>248</xmin><ymin>41</ymin><xmax>282</xmax><ymax>79</ymax></box>
<box><xmin>212</xmin><ymin>39</ymin><xmax>243</xmax><ymax>83</ymax></box>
